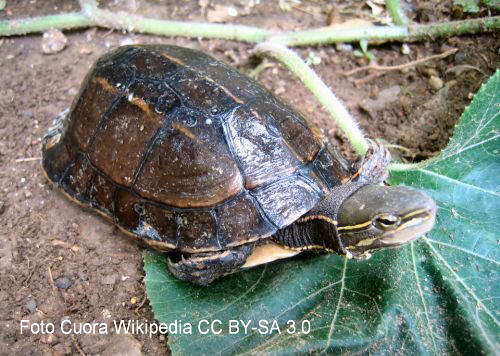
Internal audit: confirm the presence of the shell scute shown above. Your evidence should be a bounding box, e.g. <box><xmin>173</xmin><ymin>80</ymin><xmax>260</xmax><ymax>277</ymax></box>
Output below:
<box><xmin>176</xmin><ymin>210</ymin><xmax>218</xmax><ymax>250</ymax></box>
<box><xmin>226</xmin><ymin>106</ymin><xmax>301</xmax><ymax>189</ymax></box>
<box><xmin>217</xmin><ymin>193</ymin><xmax>275</xmax><ymax>247</ymax></box>
<box><xmin>134</xmin><ymin>111</ymin><xmax>243</xmax><ymax>208</ymax></box>
<box><xmin>89</xmin><ymin>173</ymin><xmax>116</xmax><ymax>215</ymax></box>
<box><xmin>88</xmin><ymin>95</ymin><xmax>163</xmax><ymax>187</ymax></box>
<box><xmin>252</xmin><ymin>175</ymin><xmax>322</xmax><ymax>229</ymax></box>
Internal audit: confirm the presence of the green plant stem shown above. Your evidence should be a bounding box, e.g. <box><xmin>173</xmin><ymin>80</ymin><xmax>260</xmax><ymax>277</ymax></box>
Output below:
<box><xmin>270</xmin><ymin>16</ymin><xmax>500</xmax><ymax>46</ymax></box>
<box><xmin>1</xmin><ymin>2</ymin><xmax>498</xmax><ymax>47</ymax></box>
<box><xmin>0</xmin><ymin>12</ymin><xmax>91</xmax><ymax>34</ymax></box>
<box><xmin>81</xmin><ymin>1</ymin><xmax>270</xmax><ymax>43</ymax></box>
<box><xmin>255</xmin><ymin>43</ymin><xmax>369</xmax><ymax>155</ymax></box>
<box><xmin>385</xmin><ymin>0</ymin><xmax>408</xmax><ymax>26</ymax></box>
<box><xmin>389</xmin><ymin>158</ymin><xmax>437</xmax><ymax>172</ymax></box>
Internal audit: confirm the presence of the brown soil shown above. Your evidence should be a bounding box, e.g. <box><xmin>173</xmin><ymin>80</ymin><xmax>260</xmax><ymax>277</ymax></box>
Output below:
<box><xmin>0</xmin><ymin>1</ymin><xmax>498</xmax><ymax>355</ymax></box>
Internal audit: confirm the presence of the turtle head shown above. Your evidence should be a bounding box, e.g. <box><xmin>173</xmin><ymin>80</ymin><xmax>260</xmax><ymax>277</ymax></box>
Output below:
<box><xmin>337</xmin><ymin>185</ymin><xmax>436</xmax><ymax>259</ymax></box>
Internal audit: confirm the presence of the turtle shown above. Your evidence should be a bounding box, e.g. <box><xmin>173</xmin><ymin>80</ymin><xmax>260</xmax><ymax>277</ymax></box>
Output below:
<box><xmin>41</xmin><ymin>45</ymin><xmax>436</xmax><ymax>285</ymax></box>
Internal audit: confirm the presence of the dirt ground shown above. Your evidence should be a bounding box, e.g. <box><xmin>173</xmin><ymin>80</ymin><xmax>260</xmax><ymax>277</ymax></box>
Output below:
<box><xmin>0</xmin><ymin>1</ymin><xmax>498</xmax><ymax>355</ymax></box>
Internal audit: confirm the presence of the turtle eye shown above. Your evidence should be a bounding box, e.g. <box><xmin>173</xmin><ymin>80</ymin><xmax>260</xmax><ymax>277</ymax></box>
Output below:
<box><xmin>374</xmin><ymin>214</ymin><xmax>400</xmax><ymax>229</ymax></box>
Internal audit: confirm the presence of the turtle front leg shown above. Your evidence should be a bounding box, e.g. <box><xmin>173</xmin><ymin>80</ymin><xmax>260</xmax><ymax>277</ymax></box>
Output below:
<box><xmin>352</xmin><ymin>139</ymin><xmax>391</xmax><ymax>184</ymax></box>
<box><xmin>167</xmin><ymin>244</ymin><xmax>254</xmax><ymax>285</ymax></box>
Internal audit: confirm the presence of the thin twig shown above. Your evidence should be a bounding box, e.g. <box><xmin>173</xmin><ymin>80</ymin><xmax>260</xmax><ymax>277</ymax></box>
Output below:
<box><xmin>15</xmin><ymin>157</ymin><xmax>41</xmax><ymax>163</ymax></box>
<box><xmin>345</xmin><ymin>48</ymin><xmax>458</xmax><ymax>76</ymax></box>
<box><xmin>71</xmin><ymin>335</ymin><xmax>87</xmax><ymax>356</ymax></box>
<box><xmin>353</xmin><ymin>72</ymin><xmax>383</xmax><ymax>85</ymax></box>
<box><xmin>135</xmin><ymin>295</ymin><xmax>148</xmax><ymax>313</ymax></box>
<box><xmin>47</xmin><ymin>266</ymin><xmax>56</xmax><ymax>291</ymax></box>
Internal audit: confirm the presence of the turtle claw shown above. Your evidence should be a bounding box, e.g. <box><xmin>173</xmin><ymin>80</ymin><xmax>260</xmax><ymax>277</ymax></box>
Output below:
<box><xmin>167</xmin><ymin>244</ymin><xmax>254</xmax><ymax>285</ymax></box>
<box><xmin>352</xmin><ymin>139</ymin><xmax>391</xmax><ymax>184</ymax></box>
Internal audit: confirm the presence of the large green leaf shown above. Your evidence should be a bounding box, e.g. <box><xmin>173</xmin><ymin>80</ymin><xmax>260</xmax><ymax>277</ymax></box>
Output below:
<box><xmin>144</xmin><ymin>71</ymin><xmax>500</xmax><ymax>355</ymax></box>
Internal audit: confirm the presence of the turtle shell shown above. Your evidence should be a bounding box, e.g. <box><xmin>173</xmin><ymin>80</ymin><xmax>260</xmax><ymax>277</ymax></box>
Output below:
<box><xmin>41</xmin><ymin>45</ymin><xmax>353</xmax><ymax>253</ymax></box>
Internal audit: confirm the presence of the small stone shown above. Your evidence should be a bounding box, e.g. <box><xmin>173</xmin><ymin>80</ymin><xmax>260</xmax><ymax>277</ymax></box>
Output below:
<box><xmin>428</xmin><ymin>76</ymin><xmax>444</xmax><ymax>91</ymax></box>
<box><xmin>426</xmin><ymin>68</ymin><xmax>439</xmax><ymax>77</ymax></box>
<box><xmin>454</xmin><ymin>51</ymin><xmax>467</xmax><ymax>64</ymax></box>
<box><xmin>79</xmin><ymin>46</ymin><xmax>92</xmax><ymax>55</ymax></box>
<box><xmin>336</xmin><ymin>43</ymin><xmax>353</xmax><ymax>52</ymax></box>
<box><xmin>102</xmin><ymin>334</ymin><xmax>142</xmax><ymax>356</ymax></box>
<box><xmin>120</xmin><ymin>37</ymin><xmax>139</xmax><ymax>46</ymax></box>
<box><xmin>55</xmin><ymin>276</ymin><xmax>72</xmax><ymax>289</ymax></box>
<box><xmin>359</xmin><ymin>85</ymin><xmax>401</xmax><ymax>117</ymax></box>
<box><xmin>401</xmin><ymin>44</ymin><xmax>411</xmax><ymax>55</ymax></box>
<box><xmin>22</xmin><ymin>110</ymin><xmax>34</xmax><ymax>118</ymax></box>
<box><xmin>41</xmin><ymin>29</ymin><xmax>68</xmax><ymax>54</ymax></box>
<box><xmin>130</xmin><ymin>296</ymin><xmax>137</xmax><ymax>305</ymax></box>
<box><xmin>101</xmin><ymin>274</ymin><xmax>116</xmax><ymax>285</ymax></box>
<box><xmin>68</xmin><ymin>87</ymin><xmax>78</xmax><ymax>96</ymax></box>
<box><xmin>78</xmin><ymin>271</ymin><xmax>88</xmax><ymax>281</ymax></box>
<box><xmin>41</xmin><ymin>333</ymin><xmax>58</xmax><ymax>345</ymax></box>
<box><xmin>206</xmin><ymin>5</ymin><xmax>238</xmax><ymax>23</ymax></box>
<box><xmin>25</xmin><ymin>298</ymin><xmax>37</xmax><ymax>313</ymax></box>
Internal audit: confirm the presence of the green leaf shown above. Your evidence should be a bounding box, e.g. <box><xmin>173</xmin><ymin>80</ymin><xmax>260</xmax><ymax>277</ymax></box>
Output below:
<box><xmin>388</xmin><ymin>70</ymin><xmax>500</xmax><ymax>353</ymax></box>
<box><xmin>144</xmin><ymin>71</ymin><xmax>500</xmax><ymax>354</ymax></box>
<box><xmin>360</xmin><ymin>39</ymin><xmax>369</xmax><ymax>53</ymax></box>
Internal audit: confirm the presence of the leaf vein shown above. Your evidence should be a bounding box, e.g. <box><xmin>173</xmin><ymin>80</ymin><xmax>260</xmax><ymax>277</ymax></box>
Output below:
<box><xmin>412</xmin><ymin>242</ymin><xmax>437</xmax><ymax>353</ymax></box>
<box><xmin>323</xmin><ymin>257</ymin><xmax>348</xmax><ymax>353</ymax></box>
<box><xmin>419</xmin><ymin>169</ymin><xmax>499</xmax><ymax>197</ymax></box>
<box><xmin>424</xmin><ymin>238</ymin><xmax>500</xmax><ymax>328</ymax></box>
<box><xmin>427</xmin><ymin>239</ymin><xmax>499</xmax><ymax>265</ymax></box>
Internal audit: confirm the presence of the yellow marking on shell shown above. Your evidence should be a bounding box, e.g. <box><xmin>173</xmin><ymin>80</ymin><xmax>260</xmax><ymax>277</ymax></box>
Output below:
<box><xmin>337</xmin><ymin>220</ymin><xmax>372</xmax><ymax>231</ymax></box>
<box><xmin>204</xmin><ymin>76</ymin><xmax>244</xmax><ymax>104</ymax></box>
<box><xmin>309</xmin><ymin>126</ymin><xmax>324</xmax><ymax>143</ymax></box>
<box><xmin>172</xmin><ymin>122</ymin><xmax>202</xmax><ymax>144</ymax></box>
<box><xmin>225</xmin><ymin>235</ymin><xmax>263</xmax><ymax>248</ymax></box>
<box><xmin>95</xmin><ymin>77</ymin><xmax>118</xmax><ymax>93</ymax></box>
<box><xmin>161</xmin><ymin>51</ymin><xmax>245</xmax><ymax>106</ymax></box>
<box><xmin>297</xmin><ymin>215</ymin><xmax>337</xmax><ymax>225</ymax></box>
<box><xmin>161</xmin><ymin>53</ymin><xmax>186</xmax><ymax>66</ymax></box>
<box><xmin>129</xmin><ymin>96</ymin><xmax>154</xmax><ymax>117</ymax></box>
<box><xmin>44</xmin><ymin>135</ymin><xmax>61</xmax><ymax>150</ymax></box>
